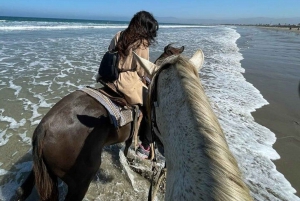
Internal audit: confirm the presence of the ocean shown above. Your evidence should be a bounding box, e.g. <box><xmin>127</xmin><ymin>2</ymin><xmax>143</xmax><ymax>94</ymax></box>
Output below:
<box><xmin>0</xmin><ymin>16</ymin><xmax>299</xmax><ymax>200</ymax></box>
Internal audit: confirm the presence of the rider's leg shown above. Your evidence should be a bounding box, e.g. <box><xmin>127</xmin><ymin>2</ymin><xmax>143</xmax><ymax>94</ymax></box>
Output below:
<box><xmin>136</xmin><ymin>106</ymin><xmax>152</xmax><ymax>159</ymax></box>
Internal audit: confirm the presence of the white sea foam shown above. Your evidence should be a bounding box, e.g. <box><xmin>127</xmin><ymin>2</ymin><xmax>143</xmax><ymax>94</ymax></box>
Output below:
<box><xmin>19</xmin><ymin>131</ymin><xmax>31</xmax><ymax>145</ymax></box>
<box><xmin>65</xmin><ymin>80</ymin><xmax>78</xmax><ymax>88</ymax></box>
<box><xmin>29</xmin><ymin>60</ymin><xmax>42</xmax><ymax>67</ymax></box>
<box><xmin>0</xmin><ymin>110</ymin><xmax>26</xmax><ymax>130</ymax></box>
<box><xmin>0</xmin><ymin>169</ymin><xmax>9</xmax><ymax>176</ymax></box>
<box><xmin>0</xmin><ymin>24</ymin><xmax>209</xmax><ymax>31</ymax></box>
<box><xmin>30</xmin><ymin>79</ymin><xmax>51</xmax><ymax>86</ymax></box>
<box><xmin>57</xmin><ymin>73</ymin><xmax>68</xmax><ymax>78</ymax></box>
<box><xmin>0</xmin><ymin>162</ymin><xmax>9</xmax><ymax>176</ymax></box>
<box><xmin>0</xmin><ymin>57</ymin><xmax>12</xmax><ymax>62</ymax></box>
<box><xmin>0</xmin><ymin>25</ymin><xmax>128</xmax><ymax>31</ymax></box>
<box><xmin>160</xmin><ymin>25</ymin><xmax>215</xmax><ymax>28</ymax></box>
<box><xmin>39</xmin><ymin>100</ymin><xmax>52</xmax><ymax>108</ymax></box>
<box><xmin>8</xmin><ymin>80</ymin><xmax>22</xmax><ymax>97</ymax></box>
<box><xmin>200</xmin><ymin>27</ymin><xmax>299</xmax><ymax>200</ymax></box>
<box><xmin>0</xmin><ymin>161</ymin><xmax>33</xmax><ymax>200</ymax></box>
<box><xmin>18</xmin><ymin>98</ymin><xmax>33</xmax><ymax>111</ymax></box>
<box><xmin>0</xmin><ymin>129</ymin><xmax>11</xmax><ymax>147</ymax></box>
<box><xmin>28</xmin><ymin>104</ymin><xmax>42</xmax><ymax>125</ymax></box>
<box><xmin>0</xmin><ymin>109</ymin><xmax>26</xmax><ymax>146</ymax></box>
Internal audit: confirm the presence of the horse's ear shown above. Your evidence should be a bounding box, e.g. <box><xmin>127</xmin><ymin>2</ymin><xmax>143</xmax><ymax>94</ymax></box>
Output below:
<box><xmin>189</xmin><ymin>49</ymin><xmax>204</xmax><ymax>71</ymax></box>
<box><xmin>164</xmin><ymin>44</ymin><xmax>171</xmax><ymax>52</ymax></box>
<box><xmin>133</xmin><ymin>52</ymin><xmax>159</xmax><ymax>77</ymax></box>
<box><xmin>180</xmin><ymin>46</ymin><xmax>184</xmax><ymax>53</ymax></box>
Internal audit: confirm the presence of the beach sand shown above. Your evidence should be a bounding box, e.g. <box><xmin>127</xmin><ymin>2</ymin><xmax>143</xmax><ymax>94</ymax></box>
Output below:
<box><xmin>241</xmin><ymin>30</ymin><xmax>300</xmax><ymax>196</ymax></box>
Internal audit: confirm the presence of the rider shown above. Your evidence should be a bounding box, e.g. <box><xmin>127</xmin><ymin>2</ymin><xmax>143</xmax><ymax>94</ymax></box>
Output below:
<box><xmin>108</xmin><ymin>11</ymin><xmax>159</xmax><ymax>159</ymax></box>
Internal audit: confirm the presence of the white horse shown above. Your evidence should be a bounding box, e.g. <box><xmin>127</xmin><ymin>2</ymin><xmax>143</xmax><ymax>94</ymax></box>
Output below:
<box><xmin>134</xmin><ymin>51</ymin><xmax>253</xmax><ymax>201</ymax></box>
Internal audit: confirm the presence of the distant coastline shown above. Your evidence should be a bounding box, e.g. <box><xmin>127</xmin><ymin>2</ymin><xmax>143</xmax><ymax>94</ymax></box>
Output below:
<box><xmin>3</xmin><ymin>15</ymin><xmax>300</xmax><ymax>27</ymax></box>
<box><xmin>256</xmin><ymin>26</ymin><xmax>300</xmax><ymax>33</ymax></box>
<box><xmin>224</xmin><ymin>23</ymin><xmax>300</xmax><ymax>33</ymax></box>
<box><xmin>0</xmin><ymin>15</ymin><xmax>196</xmax><ymax>26</ymax></box>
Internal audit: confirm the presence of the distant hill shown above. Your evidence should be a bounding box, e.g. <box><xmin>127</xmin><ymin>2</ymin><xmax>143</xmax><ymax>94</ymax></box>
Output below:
<box><xmin>156</xmin><ymin>17</ymin><xmax>300</xmax><ymax>25</ymax></box>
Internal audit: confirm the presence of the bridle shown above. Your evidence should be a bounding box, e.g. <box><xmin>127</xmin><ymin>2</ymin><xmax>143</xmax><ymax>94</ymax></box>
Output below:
<box><xmin>149</xmin><ymin>62</ymin><xmax>175</xmax><ymax>139</ymax></box>
<box><xmin>146</xmin><ymin>50</ymin><xmax>183</xmax><ymax>201</ymax></box>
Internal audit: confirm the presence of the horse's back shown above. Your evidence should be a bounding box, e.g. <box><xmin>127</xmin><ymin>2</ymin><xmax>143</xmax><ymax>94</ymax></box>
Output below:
<box><xmin>42</xmin><ymin>90</ymin><xmax>103</xmax><ymax>120</ymax></box>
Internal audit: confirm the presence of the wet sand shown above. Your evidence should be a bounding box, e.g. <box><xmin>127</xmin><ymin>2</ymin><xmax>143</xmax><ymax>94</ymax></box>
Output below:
<box><xmin>240</xmin><ymin>29</ymin><xmax>300</xmax><ymax>196</ymax></box>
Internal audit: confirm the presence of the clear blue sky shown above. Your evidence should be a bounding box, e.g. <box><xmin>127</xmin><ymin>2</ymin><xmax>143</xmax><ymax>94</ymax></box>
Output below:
<box><xmin>1</xmin><ymin>0</ymin><xmax>299</xmax><ymax>20</ymax></box>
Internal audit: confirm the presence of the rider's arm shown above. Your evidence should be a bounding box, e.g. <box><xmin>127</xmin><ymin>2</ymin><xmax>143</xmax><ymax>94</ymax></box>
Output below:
<box><xmin>108</xmin><ymin>31</ymin><xmax>121</xmax><ymax>51</ymax></box>
<box><xmin>135</xmin><ymin>43</ymin><xmax>150</xmax><ymax>80</ymax></box>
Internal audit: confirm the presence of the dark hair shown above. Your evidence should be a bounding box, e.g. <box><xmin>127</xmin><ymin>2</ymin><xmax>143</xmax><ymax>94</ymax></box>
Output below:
<box><xmin>116</xmin><ymin>11</ymin><xmax>159</xmax><ymax>58</ymax></box>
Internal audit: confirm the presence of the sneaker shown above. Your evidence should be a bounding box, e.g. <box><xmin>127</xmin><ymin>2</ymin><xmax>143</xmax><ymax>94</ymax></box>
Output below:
<box><xmin>136</xmin><ymin>144</ymin><xmax>150</xmax><ymax>159</ymax></box>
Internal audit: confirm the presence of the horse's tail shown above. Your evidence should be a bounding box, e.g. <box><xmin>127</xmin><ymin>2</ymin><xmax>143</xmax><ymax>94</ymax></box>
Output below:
<box><xmin>32</xmin><ymin>124</ymin><xmax>58</xmax><ymax>201</ymax></box>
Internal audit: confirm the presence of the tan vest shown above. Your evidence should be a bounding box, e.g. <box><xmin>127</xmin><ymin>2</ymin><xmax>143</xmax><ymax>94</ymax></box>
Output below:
<box><xmin>109</xmin><ymin>31</ymin><xmax>149</xmax><ymax>105</ymax></box>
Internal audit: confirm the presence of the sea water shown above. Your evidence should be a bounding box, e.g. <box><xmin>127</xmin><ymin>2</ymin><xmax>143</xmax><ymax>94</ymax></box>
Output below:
<box><xmin>0</xmin><ymin>17</ymin><xmax>299</xmax><ymax>200</ymax></box>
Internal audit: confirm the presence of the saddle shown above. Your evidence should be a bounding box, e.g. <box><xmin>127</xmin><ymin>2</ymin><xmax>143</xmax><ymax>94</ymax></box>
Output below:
<box><xmin>97</xmin><ymin>80</ymin><xmax>129</xmax><ymax>107</ymax></box>
<box><xmin>79</xmin><ymin>80</ymin><xmax>142</xmax><ymax>140</ymax></box>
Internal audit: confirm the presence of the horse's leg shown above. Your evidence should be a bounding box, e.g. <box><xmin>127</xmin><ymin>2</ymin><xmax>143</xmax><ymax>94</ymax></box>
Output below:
<box><xmin>14</xmin><ymin>170</ymin><xmax>35</xmax><ymax>201</ymax></box>
<box><xmin>63</xmin><ymin>126</ymin><xmax>107</xmax><ymax>201</ymax></box>
<box><xmin>64</xmin><ymin>154</ymin><xmax>103</xmax><ymax>201</ymax></box>
<box><xmin>13</xmin><ymin>169</ymin><xmax>58</xmax><ymax>201</ymax></box>
<box><xmin>124</xmin><ymin>136</ymin><xmax>133</xmax><ymax>157</ymax></box>
<box><xmin>64</xmin><ymin>172</ymin><xmax>96</xmax><ymax>201</ymax></box>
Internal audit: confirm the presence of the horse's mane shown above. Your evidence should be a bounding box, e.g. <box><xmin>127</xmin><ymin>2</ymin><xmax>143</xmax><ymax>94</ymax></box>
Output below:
<box><xmin>148</xmin><ymin>55</ymin><xmax>251</xmax><ymax>200</ymax></box>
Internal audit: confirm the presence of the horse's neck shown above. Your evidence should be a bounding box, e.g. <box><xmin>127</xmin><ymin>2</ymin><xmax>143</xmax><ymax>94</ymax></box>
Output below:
<box><xmin>155</xmin><ymin>68</ymin><xmax>211</xmax><ymax>200</ymax></box>
<box><xmin>155</xmin><ymin>67</ymin><xmax>252</xmax><ymax>200</ymax></box>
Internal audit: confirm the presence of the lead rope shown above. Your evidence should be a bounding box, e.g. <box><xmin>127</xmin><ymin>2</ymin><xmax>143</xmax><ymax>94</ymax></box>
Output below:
<box><xmin>148</xmin><ymin>100</ymin><xmax>158</xmax><ymax>201</ymax></box>
<box><xmin>148</xmin><ymin>157</ymin><xmax>158</xmax><ymax>201</ymax></box>
<box><xmin>148</xmin><ymin>68</ymin><xmax>170</xmax><ymax>201</ymax></box>
<box><xmin>148</xmin><ymin>159</ymin><xmax>167</xmax><ymax>201</ymax></box>
<box><xmin>152</xmin><ymin>164</ymin><xmax>167</xmax><ymax>201</ymax></box>
<box><xmin>133</xmin><ymin>106</ymin><xmax>143</xmax><ymax>151</ymax></box>
<box><xmin>148</xmin><ymin>99</ymin><xmax>167</xmax><ymax>201</ymax></box>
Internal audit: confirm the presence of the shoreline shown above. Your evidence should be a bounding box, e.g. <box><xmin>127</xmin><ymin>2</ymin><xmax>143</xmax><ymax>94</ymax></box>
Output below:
<box><xmin>236</xmin><ymin>25</ymin><xmax>300</xmax><ymax>34</ymax></box>
<box><xmin>237</xmin><ymin>26</ymin><xmax>300</xmax><ymax>197</ymax></box>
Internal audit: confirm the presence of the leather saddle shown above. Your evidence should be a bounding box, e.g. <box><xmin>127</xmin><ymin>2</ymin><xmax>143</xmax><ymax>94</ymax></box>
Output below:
<box><xmin>96</xmin><ymin>80</ymin><xmax>130</xmax><ymax>108</ymax></box>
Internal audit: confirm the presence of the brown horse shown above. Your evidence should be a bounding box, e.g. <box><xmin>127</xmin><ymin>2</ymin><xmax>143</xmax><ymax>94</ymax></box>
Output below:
<box><xmin>14</xmin><ymin>44</ymin><xmax>184</xmax><ymax>201</ymax></box>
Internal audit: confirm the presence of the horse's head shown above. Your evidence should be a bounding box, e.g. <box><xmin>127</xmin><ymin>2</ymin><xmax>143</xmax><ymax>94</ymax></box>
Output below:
<box><xmin>134</xmin><ymin>48</ymin><xmax>204</xmax><ymax>143</ymax></box>
<box><xmin>133</xmin><ymin>49</ymin><xmax>204</xmax><ymax>78</ymax></box>
<box><xmin>154</xmin><ymin>44</ymin><xmax>184</xmax><ymax>65</ymax></box>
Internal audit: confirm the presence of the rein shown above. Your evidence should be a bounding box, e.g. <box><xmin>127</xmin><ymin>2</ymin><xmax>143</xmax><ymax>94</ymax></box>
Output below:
<box><xmin>147</xmin><ymin>63</ymin><xmax>173</xmax><ymax>201</ymax></box>
<box><xmin>149</xmin><ymin>63</ymin><xmax>173</xmax><ymax>137</ymax></box>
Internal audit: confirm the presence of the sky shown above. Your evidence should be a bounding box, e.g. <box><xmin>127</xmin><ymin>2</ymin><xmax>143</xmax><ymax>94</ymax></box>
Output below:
<box><xmin>1</xmin><ymin>0</ymin><xmax>300</xmax><ymax>21</ymax></box>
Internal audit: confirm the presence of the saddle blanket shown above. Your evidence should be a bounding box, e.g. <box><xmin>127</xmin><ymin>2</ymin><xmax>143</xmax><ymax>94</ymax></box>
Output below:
<box><xmin>79</xmin><ymin>87</ymin><xmax>133</xmax><ymax>128</ymax></box>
